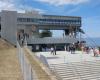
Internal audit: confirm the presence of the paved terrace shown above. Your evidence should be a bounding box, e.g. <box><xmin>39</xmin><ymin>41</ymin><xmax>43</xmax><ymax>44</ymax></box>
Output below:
<box><xmin>0</xmin><ymin>39</ymin><xmax>23</xmax><ymax>80</ymax></box>
<box><xmin>36</xmin><ymin>51</ymin><xmax>100</xmax><ymax>64</ymax></box>
<box><xmin>36</xmin><ymin>51</ymin><xmax>100</xmax><ymax>80</ymax></box>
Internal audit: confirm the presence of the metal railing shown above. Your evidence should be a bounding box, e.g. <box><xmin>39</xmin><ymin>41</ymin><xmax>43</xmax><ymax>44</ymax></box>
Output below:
<box><xmin>17</xmin><ymin>41</ymin><xmax>38</xmax><ymax>80</ymax></box>
<box><xmin>27</xmin><ymin>36</ymin><xmax>78</xmax><ymax>44</ymax></box>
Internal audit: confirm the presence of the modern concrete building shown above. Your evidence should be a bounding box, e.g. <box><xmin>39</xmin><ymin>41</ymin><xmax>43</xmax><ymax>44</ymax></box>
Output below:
<box><xmin>0</xmin><ymin>10</ymin><xmax>82</xmax><ymax>51</ymax></box>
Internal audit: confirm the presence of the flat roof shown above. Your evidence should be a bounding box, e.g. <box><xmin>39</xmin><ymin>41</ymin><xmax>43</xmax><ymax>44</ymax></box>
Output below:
<box><xmin>43</xmin><ymin>15</ymin><xmax>81</xmax><ymax>18</ymax></box>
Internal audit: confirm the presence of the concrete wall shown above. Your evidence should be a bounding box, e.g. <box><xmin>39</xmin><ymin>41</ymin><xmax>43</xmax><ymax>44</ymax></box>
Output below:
<box><xmin>1</xmin><ymin>10</ymin><xmax>17</xmax><ymax>45</ymax></box>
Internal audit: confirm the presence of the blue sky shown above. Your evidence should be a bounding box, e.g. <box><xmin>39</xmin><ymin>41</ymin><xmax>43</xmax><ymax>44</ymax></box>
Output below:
<box><xmin>0</xmin><ymin>0</ymin><xmax>100</xmax><ymax>37</ymax></box>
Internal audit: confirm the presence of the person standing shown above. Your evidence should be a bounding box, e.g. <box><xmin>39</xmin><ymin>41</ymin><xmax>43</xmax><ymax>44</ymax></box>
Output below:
<box><xmin>54</xmin><ymin>45</ymin><xmax>56</xmax><ymax>55</ymax></box>
<box><xmin>69</xmin><ymin>44</ymin><xmax>73</xmax><ymax>54</ymax></box>
<box><xmin>94</xmin><ymin>48</ymin><xmax>99</xmax><ymax>57</ymax></box>
<box><xmin>64</xmin><ymin>45</ymin><xmax>67</xmax><ymax>51</ymax></box>
<box><xmin>51</xmin><ymin>47</ymin><xmax>54</xmax><ymax>55</ymax></box>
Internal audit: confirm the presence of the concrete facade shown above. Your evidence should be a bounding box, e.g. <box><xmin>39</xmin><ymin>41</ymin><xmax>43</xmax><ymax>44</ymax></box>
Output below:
<box><xmin>0</xmin><ymin>10</ymin><xmax>82</xmax><ymax>45</ymax></box>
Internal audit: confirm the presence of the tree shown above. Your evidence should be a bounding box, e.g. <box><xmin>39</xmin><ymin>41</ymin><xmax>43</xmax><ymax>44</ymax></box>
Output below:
<box><xmin>39</xmin><ymin>30</ymin><xmax>52</xmax><ymax>38</ymax></box>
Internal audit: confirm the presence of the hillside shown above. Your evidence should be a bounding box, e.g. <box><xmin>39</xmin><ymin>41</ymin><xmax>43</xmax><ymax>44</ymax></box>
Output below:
<box><xmin>0</xmin><ymin>39</ymin><xmax>13</xmax><ymax>50</ymax></box>
<box><xmin>0</xmin><ymin>38</ymin><xmax>23</xmax><ymax>80</ymax></box>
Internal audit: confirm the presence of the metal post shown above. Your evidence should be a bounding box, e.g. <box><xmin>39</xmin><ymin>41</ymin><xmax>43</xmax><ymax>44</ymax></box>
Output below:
<box><xmin>31</xmin><ymin>68</ymin><xmax>33</xmax><ymax>80</ymax></box>
<box><xmin>64</xmin><ymin>56</ymin><xmax>65</xmax><ymax>63</ymax></box>
<box><xmin>79</xmin><ymin>32</ymin><xmax>81</xmax><ymax>43</ymax></box>
<box><xmin>24</xmin><ymin>36</ymin><xmax>27</xmax><ymax>47</ymax></box>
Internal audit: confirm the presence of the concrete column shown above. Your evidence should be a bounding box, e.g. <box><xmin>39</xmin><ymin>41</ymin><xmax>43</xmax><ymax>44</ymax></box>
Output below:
<box><xmin>1</xmin><ymin>10</ymin><xmax>17</xmax><ymax>45</ymax></box>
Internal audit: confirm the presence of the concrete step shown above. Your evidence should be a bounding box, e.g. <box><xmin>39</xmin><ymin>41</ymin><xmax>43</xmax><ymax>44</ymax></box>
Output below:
<box><xmin>50</xmin><ymin>61</ymin><xmax>100</xmax><ymax>80</ymax></box>
<box><xmin>61</xmin><ymin>76</ymin><xmax>79</xmax><ymax>80</ymax></box>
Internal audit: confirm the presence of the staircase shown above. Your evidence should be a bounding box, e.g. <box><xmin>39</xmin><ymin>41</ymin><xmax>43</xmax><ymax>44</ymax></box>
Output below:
<box><xmin>50</xmin><ymin>61</ymin><xmax>100</xmax><ymax>80</ymax></box>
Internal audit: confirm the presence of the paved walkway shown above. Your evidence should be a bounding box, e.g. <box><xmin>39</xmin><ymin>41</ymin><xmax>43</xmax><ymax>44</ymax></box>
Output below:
<box><xmin>0</xmin><ymin>39</ymin><xmax>23</xmax><ymax>80</ymax></box>
<box><xmin>36</xmin><ymin>51</ymin><xmax>100</xmax><ymax>64</ymax></box>
<box><xmin>35</xmin><ymin>51</ymin><xmax>100</xmax><ymax>80</ymax></box>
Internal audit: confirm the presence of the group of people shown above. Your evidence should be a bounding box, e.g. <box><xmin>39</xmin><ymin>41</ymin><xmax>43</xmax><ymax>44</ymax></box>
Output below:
<box><xmin>17</xmin><ymin>32</ymin><xmax>29</xmax><ymax>46</ymax></box>
<box><xmin>50</xmin><ymin>44</ymin><xmax>76</xmax><ymax>55</ymax></box>
<box><xmin>50</xmin><ymin>44</ymin><xmax>100</xmax><ymax>57</ymax></box>
<box><xmin>81</xmin><ymin>46</ymin><xmax>100</xmax><ymax>57</ymax></box>
<box><xmin>93</xmin><ymin>48</ymin><xmax>100</xmax><ymax>57</ymax></box>
<box><xmin>67</xmin><ymin>45</ymin><xmax>76</xmax><ymax>54</ymax></box>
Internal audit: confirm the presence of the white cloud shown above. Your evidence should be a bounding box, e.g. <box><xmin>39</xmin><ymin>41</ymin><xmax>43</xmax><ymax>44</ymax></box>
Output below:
<box><xmin>17</xmin><ymin>5</ymin><xmax>46</xmax><ymax>14</ymax></box>
<box><xmin>0</xmin><ymin>0</ymin><xmax>26</xmax><ymax>13</ymax></box>
<box><xmin>0</xmin><ymin>0</ymin><xmax>45</xmax><ymax>14</ymax></box>
<box><xmin>37</xmin><ymin>0</ymin><xmax>89</xmax><ymax>6</ymax></box>
<box><xmin>66</xmin><ymin>7</ymin><xmax>80</xmax><ymax>14</ymax></box>
<box><xmin>0</xmin><ymin>0</ymin><xmax>13</xmax><ymax>2</ymax></box>
<box><xmin>0</xmin><ymin>1</ymin><xmax>15</xmax><ymax>11</ymax></box>
<box><xmin>33</xmin><ymin>8</ymin><xmax>46</xmax><ymax>14</ymax></box>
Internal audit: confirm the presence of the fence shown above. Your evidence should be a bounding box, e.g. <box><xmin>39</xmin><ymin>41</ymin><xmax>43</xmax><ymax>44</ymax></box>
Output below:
<box><xmin>17</xmin><ymin>41</ymin><xmax>38</xmax><ymax>80</ymax></box>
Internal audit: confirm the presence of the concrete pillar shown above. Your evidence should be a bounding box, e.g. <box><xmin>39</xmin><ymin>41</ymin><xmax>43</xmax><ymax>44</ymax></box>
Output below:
<box><xmin>64</xmin><ymin>29</ymin><xmax>69</xmax><ymax>36</ymax></box>
<box><xmin>1</xmin><ymin>10</ymin><xmax>17</xmax><ymax>45</ymax></box>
